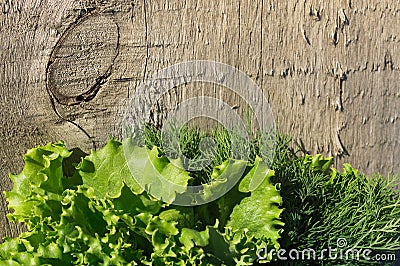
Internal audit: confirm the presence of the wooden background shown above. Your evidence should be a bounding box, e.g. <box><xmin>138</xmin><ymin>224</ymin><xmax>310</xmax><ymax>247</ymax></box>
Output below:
<box><xmin>0</xmin><ymin>0</ymin><xmax>399</xmax><ymax>240</ymax></box>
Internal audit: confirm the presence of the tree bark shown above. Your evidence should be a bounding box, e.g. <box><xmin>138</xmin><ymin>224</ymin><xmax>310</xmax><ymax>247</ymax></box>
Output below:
<box><xmin>0</xmin><ymin>0</ymin><xmax>399</xmax><ymax>240</ymax></box>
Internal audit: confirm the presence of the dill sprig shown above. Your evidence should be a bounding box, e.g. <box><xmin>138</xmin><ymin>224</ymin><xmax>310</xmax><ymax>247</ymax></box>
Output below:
<box><xmin>270</xmin><ymin>142</ymin><xmax>400</xmax><ymax>266</ymax></box>
<box><xmin>143</xmin><ymin>121</ymin><xmax>277</xmax><ymax>185</ymax></box>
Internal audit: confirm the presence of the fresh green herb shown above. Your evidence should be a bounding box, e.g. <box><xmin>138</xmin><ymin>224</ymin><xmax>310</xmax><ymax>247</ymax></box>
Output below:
<box><xmin>1</xmin><ymin>127</ymin><xmax>398</xmax><ymax>265</ymax></box>
<box><xmin>143</xmin><ymin>122</ymin><xmax>276</xmax><ymax>186</ymax></box>
<box><xmin>270</xmin><ymin>139</ymin><xmax>400</xmax><ymax>265</ymax></box>
<box><xmin>0</xmin><ymin>137</ymin><xmax>283</xmax><ymax>265</ymax></box>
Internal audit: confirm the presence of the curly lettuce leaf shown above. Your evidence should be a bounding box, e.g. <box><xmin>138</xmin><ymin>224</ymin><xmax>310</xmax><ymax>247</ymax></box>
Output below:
<box><xmin>123</xmin><ymin>140</ymin><xmax>194</xmax><ymax>204</ymax></box>
<box><xmin>181</xmin><ymin>222</ymin><xmax>270</xmax><ymax>265</ymax></box>
<box><xmin>143</xmin><ymin>146</ymin><xmax>193</xmax><ymax>203</ymax></box>
<box><xmin>5</xmin><ymin>141</ymin><xmax>80</xmax><ymax>224</ymax></box>
<box><xmin>179</xmin><ymin>228</ymin><xmax>209</xmax><ymax>250</ymax></box>
<box><xmin>201</xmin><ymin>159</ymin><xmax>248</xmax><ymax>201</ymax></box>
<box><xmin>239</xmin><ymin>156</ymin><xmax>272</xmax><ymax>193</ymax></box>
<box><xmin>77</xmin><ymin>139</ymin><xmax>144</xmax><ymax>199</ymax></box>
<box><xmin>303</xmin><ymin>154</ymin><xmax>333</xmax><ymax>173</ymax></box>
<box><xmin>228</xmin><ymin>166</ymin><xmax>284</xmax><ymax>251</ymax></box>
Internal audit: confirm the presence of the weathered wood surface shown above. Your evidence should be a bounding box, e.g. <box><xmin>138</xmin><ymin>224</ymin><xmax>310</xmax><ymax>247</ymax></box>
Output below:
<box><xmin>0</xmin><ymin>0</ymin><xmax>399</xmax><ymax>240</ymax></box>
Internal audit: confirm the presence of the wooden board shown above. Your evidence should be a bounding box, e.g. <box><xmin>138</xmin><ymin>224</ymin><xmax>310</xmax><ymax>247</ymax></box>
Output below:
<box><xmin>0</xmin><ymin>0</ymin><xmax>399</xmax><ymax>240</ymax></box>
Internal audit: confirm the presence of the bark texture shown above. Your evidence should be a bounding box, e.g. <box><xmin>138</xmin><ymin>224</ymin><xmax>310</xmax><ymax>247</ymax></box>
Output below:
<box><xmin>0</xmin><ymin>0</ymin><xmax>399</xmax><ymax>240</ymax></box>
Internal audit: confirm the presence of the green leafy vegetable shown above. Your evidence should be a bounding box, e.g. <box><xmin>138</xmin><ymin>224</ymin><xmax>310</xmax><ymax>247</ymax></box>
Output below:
<box><xmin>78</xmin><ymin>139</ymin><xmax>143</xmax><ymax>198</ymax></box>
<box><xmin>1</xmin><ymin>136</ymin><xmax>284</xmax><ymax>265</ymax></box>
<box><xmin>1</xmin><ymin>130</ymin><xmax>398</xmax><ymax>265</ymax></box>
<box><xmin>229</xmin><ymin>167</ymin><xmax>283</xmax><ymax>246</ymax></box>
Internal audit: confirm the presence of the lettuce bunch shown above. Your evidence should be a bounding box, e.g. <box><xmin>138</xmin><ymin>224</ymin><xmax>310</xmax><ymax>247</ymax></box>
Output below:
<box><xmin>0</xmin><ymin>139</ymin><xmax>284</xmax><ymax>265</ymax></box>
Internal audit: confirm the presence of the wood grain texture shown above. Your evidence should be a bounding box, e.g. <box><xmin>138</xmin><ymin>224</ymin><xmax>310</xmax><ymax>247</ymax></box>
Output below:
<box><xmin>0</xmin><ymin>0</ymin><xmax>399</xmax><ymax>240</ymax></box>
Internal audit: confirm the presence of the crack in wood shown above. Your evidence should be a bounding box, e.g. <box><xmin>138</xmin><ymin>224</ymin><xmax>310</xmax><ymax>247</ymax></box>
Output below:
<box><xmin>331</xmin><ymin>26</ymin><xmax>339</xmax><ymax>46</ymax></box>
<box><xmin>334</xmin><ymin>127</ymin><xmax>350</xmax><ymax>157</ymax></box>
<box><xmin>47</xmin><ymin>91</ymin><xmax>97</xmax><ymax>149</ymax></box>
<box><xmin>333</xmin><ymin>72</ymin><xmax>349</xmax><ymax>157</ymax></box>
<box><xmin>142</xmin><ymin>0</ymin><xmax>149</xmax><ymax>87</ymax></box>
<box><xmin>309</xmin><ymin>6</ymin><xmax>321</xmax><ymax>21</ymax></box>
<box><xmin>300</xmin><ymin>24</ymin><xmax>311</xmax><ymax>46</ymax></box>
<box><xmin>337</xmin><ymin>73</ymin><xmax>346</xmax><ymax>112</ymax></box>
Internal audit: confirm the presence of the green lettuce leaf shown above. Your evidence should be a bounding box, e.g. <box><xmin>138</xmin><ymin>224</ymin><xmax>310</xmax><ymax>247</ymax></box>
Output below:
<box><xmin>5</xmin><ymin>141</ymin><xmax>79</xmax><ymax>225</ymax></box>
<box><xmin>202</xmin><ymin>159</ymin><xmax>248</xmax><ymax>202</ymax></box>
<box><xmin>123</xmin><ymin>140</ymin><xmax>193</xmax><ymax>204</ymax></box>
<box><xmin>239</xmin><ymin>155</ymin><xmax>272</xmax><ymax>193</ymax></box>
<box><xmin>144</xmin><ymin>146</ymin><xmax>193</xmax><ymax>203</ymax></box>
<box><xmin>303</xmin><ymin>154</ymin><xmax>333</xmax><ymax>173</ymax></box>
<box><xmin>78</xmin><ymin>139</ymin><xmax>144</xmax><ymax>198</ymax></box>
<box><xmin>228</xmin><ymin>166</ymin><xmax>284</xmax><ymax>251</ymax></box>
